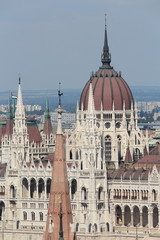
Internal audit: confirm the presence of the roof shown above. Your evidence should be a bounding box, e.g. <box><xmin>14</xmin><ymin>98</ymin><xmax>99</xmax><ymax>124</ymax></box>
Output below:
<box><xmin>80</xmin><ymin>68</ymin><xmax>134</xmax><ymax>111</ymax></box>
<box><xmin>107</xmin><ymin>167</ymin><xmax>150</xmax><ymax>181</ymax></box>
<box><xmin>27</xmin><ymin>121</ymin><xmax>42</xmax><ymax>143</ymax></box>
<box><xmin>43</xmin><ymin>119</ymin><xmax>53</xmax><ymax>135</ymax></box>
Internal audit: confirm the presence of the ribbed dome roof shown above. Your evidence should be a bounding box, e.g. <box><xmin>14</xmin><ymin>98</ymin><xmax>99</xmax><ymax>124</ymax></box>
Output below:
<box><xmin>80</xmin><ymin>68</ymin><xmax>134</xmax><ymax>111</ymax></box>
<box><xmin>79</xmin><ymin>24</ymin><xmax>134</xmax><ymax>111</ymax></box>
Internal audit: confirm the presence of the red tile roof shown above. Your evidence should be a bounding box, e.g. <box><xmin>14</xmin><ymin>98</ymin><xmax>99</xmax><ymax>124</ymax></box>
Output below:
<box><xmin>27</xmin><ymin>123</ymin><xmax>42</xmax><ymax>143</ymax></box>
<box><xmin>43</xmin><ymin>119</ymin><xmax>53</xmax><ymax>135</ymax></box>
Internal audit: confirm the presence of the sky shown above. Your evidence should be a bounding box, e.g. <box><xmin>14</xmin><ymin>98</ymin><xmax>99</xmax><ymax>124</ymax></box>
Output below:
<box><xmin>0</xmin><ymin>0</ymin><xmax>160</xmax><ymax>91</ymax></box>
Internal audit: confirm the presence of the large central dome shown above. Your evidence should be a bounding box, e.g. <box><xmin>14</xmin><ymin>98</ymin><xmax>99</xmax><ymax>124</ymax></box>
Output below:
<box><xmin>79</xmin><ymin>25</ymin><xmax>134</xmax><ymax>111</ymax></box>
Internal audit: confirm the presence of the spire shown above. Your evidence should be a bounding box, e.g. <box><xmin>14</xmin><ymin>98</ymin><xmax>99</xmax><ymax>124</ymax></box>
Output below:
<box><xmin>45</xmin><ymin>98</ymin><xmax>51</xmax><ymax>120</ymax></box>
<box><xmin>43</xmin><ymin>99</ymin><xmax>53</xmax><ymax>135</ymax></box>
<box><xmin>15</xmin><ymin>77</ymin><xmax>25</xmax><ymax>117</ymax></box>
<box><xmin>124</xmin><ymin>145</ymin><xmax>132</xmax><ymax>163</ymax></box>
<box><xmin>43</xmin><ymin>99</ymin><xmax>75</xmax><ymax>240</ymax></box>
<box><xmin>101</xmin><ymin>14</ymin><xmax>111</xmax><ymax>67</ymax></box>
<box><xmin>57</xmin><ymin>83</ymin><xmax>63</xmax><ymax>135</ymax></box>
<box><xmin>87</xmin><ymin>77</ymin><xmax>95</xmax><ymax>113</ymax></box>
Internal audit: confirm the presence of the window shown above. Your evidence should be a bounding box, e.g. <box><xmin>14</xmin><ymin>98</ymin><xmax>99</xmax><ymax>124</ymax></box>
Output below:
<box><xmin>105</xmin><ymin>135</ymin><xmax>111</xmax><ymax>160</ymax></box>
<box><xmin>31</xmin><ymin>212</ymin><xmax>35</xmax><ymax>221</ymax></box>
<box><xmin>23</xmin><ymin>212</ymin><xmax>27</xmax><ymax>220</ymax></box>
<box><xmin>39</xmin><ymin>212</ymin><xmax>43</xmax><ymax>221</ymax></box>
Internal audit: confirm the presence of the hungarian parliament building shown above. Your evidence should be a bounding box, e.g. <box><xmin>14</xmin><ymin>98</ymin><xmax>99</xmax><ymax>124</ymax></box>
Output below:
<box><xmin>0</xmin><ymin>24</ymin><xmax>160</xmax><ymax>240</ymax></box>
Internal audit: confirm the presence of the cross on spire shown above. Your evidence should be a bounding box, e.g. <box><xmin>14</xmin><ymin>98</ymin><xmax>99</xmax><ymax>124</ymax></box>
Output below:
<box><xmin>58</xmin><ymin>82</ymin><xmax>63</xmax><ymax>106</ymax></box>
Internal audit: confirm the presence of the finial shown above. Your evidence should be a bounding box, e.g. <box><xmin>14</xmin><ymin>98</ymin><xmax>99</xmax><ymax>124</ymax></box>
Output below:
<box><xmin>19</xmin><ymin>77</ymin><xmax>21</xmax><ymax>85</ymax></box>
<box><xmin>101</xmin><ymin>14</ymin><xmax>111</xmax><ymax>67</ymax></box>
<box><xmin>58</xmin><ymin>82</ymin><xmax>63</xmax><ymax>106</ymax></box>
<box><xmin>105</xmin><ymin>13</ymin><xmax>107</xmax><ymax>29</ymax></box>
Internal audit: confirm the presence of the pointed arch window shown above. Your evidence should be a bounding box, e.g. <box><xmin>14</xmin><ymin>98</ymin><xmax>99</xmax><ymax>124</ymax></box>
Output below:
<box><xmin>105</xmin><ymin>135</ymin><xmax>111</xmax><ymax>160</ymax></box>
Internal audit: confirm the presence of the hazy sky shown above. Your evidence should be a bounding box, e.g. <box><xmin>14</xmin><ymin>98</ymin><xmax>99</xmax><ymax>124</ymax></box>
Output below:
<box><xmin>0</xmin><ymin>0</ymin><xmax>160</xmax><ymax>91</ymax></box>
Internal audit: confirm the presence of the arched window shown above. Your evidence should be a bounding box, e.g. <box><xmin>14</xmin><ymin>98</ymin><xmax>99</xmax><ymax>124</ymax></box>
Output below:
<box><xmin>38</xmin><ymin>178</ymin><xmax>45</xmax><ymax>198</ymax></box>
<box><xmin>98</xmin><ymin>187</ymin><xmax>103</xmax><ymax>201</ymax></box>
<box><xmin>23</xmin><ymin>212</ymin><xmax>27</xmax><ymax>220</ymax></box>
<box><xmin>30</xmin><ymin>178</ymin><xmax>36</xmax><ymax>199</ymax></box>
<box><xmin>152</xmin><ymin>189</ymin><xmax>157</xmax><ymax>201</ymax></box>
<box><xmin>16</xmin><ymin>220</ymin><xmax>20</xmax><ymax>229</ymax></box>
<box><xmin>153</xmin><ymin>207</ymin><xmax>159</xmax><ymax>228</ymax></box>
<box><xmin>22</xmin><ymin>178</ymin><xmax>28</xmax><ymax>198</ymax></box>
<box><xmin>0</xmin><ymin>201</ymin><xmax>5</xmax><ymax>221</ymax></box>
<box><xmin>142</xmin><ymin>206</ymin><xmax>148</xmax><ymax>227</ymax></box>
<box><xmin>76</xmin><ymin>151</ymin><xmax>78</xmax><ymax>160</ymax></box>
<box><xmin>105</xmin><ymin>135</ymin><xmax>111</xmax><ymax>160</ymax></box>
<box><xmin>115</xmin><ymin>205</ymin><xmax>122</xmax><ymax>225</ymax></box>
<box><xmin>39</xmin><ymin>212</ymin><xmax>43</xmax><ymax>221</ymax></box>
<box><xmin>70</xmin><ymin>150</ymin><xmax>73</xmax><ymax>160</ymax></box>
<box><xmin>31</xmin><ymin>212</ymin><xmax>35</xmax><ymax>221</ymax></box>
<box><xmin>133</xmin><ymin>206</ymin><xmax>140</xmax><ymax>226</ymax></box>
<box><xmin>93</xmin><ymin>224</ymin><xmax>97</xmax><ymax>232</ymax></box>
<box><xmin>124</xmin><ymin>205</ymin><xmax>131</xmax><ymax>226</ymax></box>
<box><xmin>46</xmin><ymin>178</ymin><xmax>51</xmax><ymax>198</ymax></box>
<box><xmin>88</xmin><ymin>224</ymin><xmax>92</xmax><ymax>233</ymax></box>
<box><xmin>10</xmin><ymin>185</ymin><xmax>16</xmax><ymax>198</ymax></box>
<box><xmin>71</xmin><ymin>179</ymin><xmax>77</xmax><ymax>200</ymax></box>
<box><xmin>81</xmin><ymin>187</ymin><xmax>87</xmax><ymax>200</ymax></box>
<box><xmin>106</xmin><ymin>222</ymin><xmax>109</xmax><ymax>232</ymax></box>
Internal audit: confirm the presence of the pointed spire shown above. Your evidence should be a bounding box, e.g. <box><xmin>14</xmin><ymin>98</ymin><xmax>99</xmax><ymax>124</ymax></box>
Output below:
<box><xmin>101</xmin><ymin>14</ymin><xmax>111</xmax><ymax>67</ymax></box>
<box><xmin>45</xmin><ymin>98</ymin><xmax>51</xmax><ymax>120</ymax></box>
<box><xmin>124</xmin><ymin>145</ymin><xmax>132</xmax><ymax>163</ymax></box>
<box><xmin>15</xmin><ymin>77</ymin><xmax>25</xmax><ymax>117</ymax></box>
<box><xmin>43</xmin><ymin>102</ymin><xmax>75</xmax><ymax>240</ymax></box>
<box><xmin>43</xmin><ymin>99</ymin><xmax>53</xmax><ymax>135</ymax></box>
<box><xmin>87</xmin><ymin>78</ymin><xmax>95</xmax><ymax>113</ymax></box>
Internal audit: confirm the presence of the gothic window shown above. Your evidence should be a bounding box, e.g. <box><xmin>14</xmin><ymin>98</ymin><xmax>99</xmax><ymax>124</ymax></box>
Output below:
<box><xmin>153</xmin><ymin>207</ymin><xmax>159</xmax><ymax>228</ymax></box>
<box><xmin>142</xmin><ymin>206</ymin><xmax>148</xmax><ymax>227</ymax></box>
<box><xmin>71</xmin><ymin>179</ymin><xmax>77</xmax><ymax>200</ymax></box>
<box><xmin>31</xmin><ymin>212</ymin><xmax>35</xmax><ymax>221</ymax></box>
<box><xmin>70</xmin><ymin>150</ymin><xmax>73</xmax><ymax>160</ymax></box>
<box><xmin>46</xmin><ymin>178</ymin><xmax>51</xmax><ymax>198</ymax></box>
<box><xmin>88</xmin><ymin>224</ymin><xmax>92</xmax><ymax>233</ymax></box>
<box><xmin>39</xmin><ymin>212</ymin><xmax>43</xmax><ymax>221</ymax></box>
<box><xmin>98</xmin><ymin>187</ymin><xmax>103</xmax><ymax>201</ymax></box>
<box><xmin>10</xmin><ymin>185</ymin><xmax>16</xmax><ymax>198</ymax></box>
<box><xmin>115</xmin><ymin>205</ymin><xmax>122</xmax><ymax>225</ymax></box>
<box><xmin>152</xmin><ymin>189</ymin><xmax>157</xmax><ymax>201</ymax></box>
<box><xmin>22</xmin><ymin>178</ymin><xmax>29</xmax><ymax>198</ymax></box>
<box><xmin>76</xmin><ymin>151</ymin><xmax>78</xmax><ymax>160</ymax></box>
<box><xmin>0</xmin><ymin>201</ymin><xmax>5</xmax><ymax>221</ymax></box>
<box><xmin>81</xmin><ymin>187</ymin><xmax>87</xmax><ymax>200</ymax></box>
<box><xmin>23</xmin><ymin>212</ymin><xmax>27</xmax><ymax>220</ymax></box>
<box><xmin>38</xmin><ymin>178</ymin><xmax>45</xmax><ymax>198</ymax></box>
<box><xmin>16</xmin><ymin>221</ymin><xmax>20</xmax><ymax>229</ymax></box>
<box><xmin>133</xmin><ymin>206</ymin><xmax>140</xmax><ymax>226</ymax></box>
<box><xmin>30</xmin><ymin>178</ymin><xmax>36</xmax><ymax>199</ymax></box>
<box><xmin>80</xmin><ymin>161</ymin><xmax>83</xmax><ymax>170</ymax></box>
<box><xmin>124</xmin><ymin>205</ymin><xmax>131</xmax><ymax>226</ymax></box>
<box><xmin>105</xmin><ymin>135</ymin><xmax>111</xmax><ymax>160</ymax></box>
<box><xmin>93</xmin><ymin>224</ymin><xmax>97</xmax><ymax>232</ymax></box>
<box><xmin>106</xmin><ymin>223</ymin><xmax>109</xmax><ymax>232</ymax></box>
